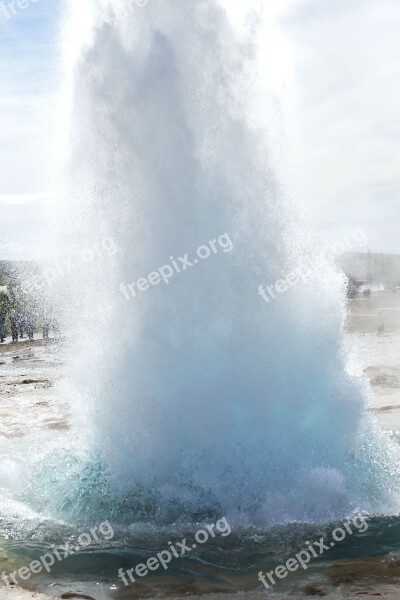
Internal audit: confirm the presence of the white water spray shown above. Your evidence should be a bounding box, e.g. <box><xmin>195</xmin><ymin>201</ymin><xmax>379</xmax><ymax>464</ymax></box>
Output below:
<box><xmin>54</xmin><ymin>0</ymin><xmax>400</xmax><ymax>526</ymax></box>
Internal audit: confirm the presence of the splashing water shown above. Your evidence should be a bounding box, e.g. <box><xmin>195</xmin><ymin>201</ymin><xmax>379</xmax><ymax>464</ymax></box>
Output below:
<box><xmin>45</xmin><ymin>0</ymin><xmax>400</xmax><ymax>528</ymax></box>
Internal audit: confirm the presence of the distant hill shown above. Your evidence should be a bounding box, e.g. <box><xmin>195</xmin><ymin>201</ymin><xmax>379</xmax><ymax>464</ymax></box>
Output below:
<box><xmin>0</xmin><ymin>261</ymin><xmax>13</xmax><ymax>286</ymax></box>
<box><xmin>2</xmin><ymin>254</ymin><xmax>400</xmax><ymax>292</ymax></box>
<box><xmin>0</xmin><ymin>261</ymin><xmax>48</xmax><ymax>317</ymax></box>
<box><xmin>0</xmin><ymin>261</ymin><xmax>40</xmax><ymax>290</ymax></box>
<box><xmin>337</xmin><ymin>252</ymin><xmax>400</xmax><ymax>289</ymax></box>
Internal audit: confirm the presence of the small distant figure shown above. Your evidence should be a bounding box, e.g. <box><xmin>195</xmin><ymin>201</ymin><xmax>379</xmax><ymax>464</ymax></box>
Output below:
<box><xmin>347</xmin><ymin>280</ymin><xmax>358</xmax><ymax>299</ymax></box>
<box><xmin>25</xmin><ymin>313</ymin><xmax>34</xmax><ymax>341</ymax></box>
<box><xmin>18</xmin><ymin>314</ymin><xmax>26</xmax><ymax>338</ymax></box>
<box><xmin>363</xmin><ymin>289</ymin><xmax>371</xmax><ymax>298</ymax></box>
<box><xmin>9</xmin><ymin>309</ymin><xmax>18</xmax><ymax>343</ymax></box>
<box><xmin>377</xmin><ymin>323</ymin><xmax>385</xmax><ymax>335</ymax></box>
<box><xmin>41</xmin><ymin>309</ymin><xmax>51</xmax><ymax>340</ymax></box>
<box><xmin>0</xmin><ymin>310</ymin><xmax>5</xmax><ymax>343</ymax></box>
<box><xmin>52</xmin><ymin>318</ymin><xmax>61</xmax><ymax>342</ymax></box>
<box><xmin>42</xmin><ymin>312</ymin><xmax>50</xmax><ymax>340</ymax></box>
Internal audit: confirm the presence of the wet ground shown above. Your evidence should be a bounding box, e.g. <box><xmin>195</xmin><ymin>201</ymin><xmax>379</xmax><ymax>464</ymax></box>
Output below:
<box><xmin>346</xmin><ymin>291</ymin><xmax>400</xmax><ymax>432</ymax></box>
<box><xmin>0</xmin><ymin>339</ymin><xmax>67</xmax><ymax>441</ymax></box>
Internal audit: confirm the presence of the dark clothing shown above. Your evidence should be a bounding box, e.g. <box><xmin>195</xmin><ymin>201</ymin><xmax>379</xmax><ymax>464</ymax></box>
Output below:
<box><xmin>0</xmin><ymin>313</ymin><xmax>5</xmax><ymax>343</ymax></box>
<box><xmin>26</xmin><ymin>322</ymin><xmax>34</xmax><ymax>341</ymax></box>
<box><xmin>18</xmin><ymin>315</ymin><xmax>27</xmax><ymax>338</ymax></box>
<box><xmin>10</xmin><ymin>316</ymin><xmax>18</xmax><ymax>343</ymax></box>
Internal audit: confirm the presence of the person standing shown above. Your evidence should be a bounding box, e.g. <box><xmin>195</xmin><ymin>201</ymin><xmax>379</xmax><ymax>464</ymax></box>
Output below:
<box><xmin>18</xmin><ymin>313</ymin><xmax>26</xmax><ymax>339</ymax></box>
<box><xmin>26</xmin><ymin>312</ymin><xmax>34</xmax><ymax>341</ymax></box>
<box><xmin>0</xmin><ymin>310</ymin><xmax>5</xmax><ymax>343</ymax></box>
<box><xmin>9</xmin><ymin>309</ymin><xmax>18</xmax><ymax>343</ymax></box>
<box><xmin>42</xmin><ymin>310</ymin><xmax>50</xmax><ymax>340</ymax></box>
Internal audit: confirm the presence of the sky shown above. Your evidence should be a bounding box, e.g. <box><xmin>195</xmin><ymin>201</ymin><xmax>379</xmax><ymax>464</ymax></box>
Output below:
<box><xmin>285</xmin><ymin>0</ymin><xmax>400</xmax><ymax>254</ymax></box>
<box><xmin>0</xmin><ymin>0</ymin><xmax>399</xmax><ymax>259</ymax></box>
<box><xmin>0</xmin><ymin>0</ymin><xmax>60</xmax><ymax>260</ymax></box>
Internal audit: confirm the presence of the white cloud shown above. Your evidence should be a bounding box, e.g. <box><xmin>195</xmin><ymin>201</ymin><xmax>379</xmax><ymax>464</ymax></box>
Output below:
<box><xmin>0</xmin><ymin>193</ymin><xmax>52</xmax><ymax>205</ymax></box>
<box><xmin>0</xmin><ymin>1</ymin><xmax>59</xmax><ymax>196</ymax></box>
<box><xmin>282</xmin><ymin>0</ymin><xmax>400</xmax><ymax>252</ymax></box>
<box><xmin>0</xmin><ymin>1</ymin><xmax>60</xmax><ymax>259</ymax></box>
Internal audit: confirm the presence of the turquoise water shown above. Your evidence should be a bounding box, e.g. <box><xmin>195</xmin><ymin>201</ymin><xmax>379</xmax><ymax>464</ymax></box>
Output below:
<box><xmin>1</xmin><ymin>515</ymin><xmax>400</xmax><ymax>598</ymax></box>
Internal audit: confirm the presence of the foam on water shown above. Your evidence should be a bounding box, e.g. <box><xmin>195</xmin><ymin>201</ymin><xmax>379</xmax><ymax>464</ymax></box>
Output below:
<box><xmin>51</xmin><ymin>0</ymin><xmax>400</xmax><ymax>526</ymax></box>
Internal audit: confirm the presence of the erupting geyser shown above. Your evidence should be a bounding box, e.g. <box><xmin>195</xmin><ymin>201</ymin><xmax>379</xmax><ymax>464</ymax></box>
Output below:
<box><xmin>55</xmin><ymin>0</ymin><xmax>400</xmax><ymax>526</ymax></box>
